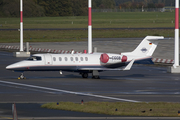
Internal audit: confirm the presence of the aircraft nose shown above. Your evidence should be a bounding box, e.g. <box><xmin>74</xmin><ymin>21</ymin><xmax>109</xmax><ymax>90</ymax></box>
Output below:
<box><xmin>6</xmin><ymin>64</ymin><xmax>14</xmax><ymax>70</ymax></box>
<box><xmin>6</xmin><ymin>63</ymin><xmax>19</xmax><ymax>70</ymax></box>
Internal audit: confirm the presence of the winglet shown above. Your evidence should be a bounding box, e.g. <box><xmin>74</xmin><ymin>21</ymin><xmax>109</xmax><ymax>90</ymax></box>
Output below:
<box><xmin>123</xmin><ymin>59</ymin><xmax>135</xmax><ymax>71</ymax></box>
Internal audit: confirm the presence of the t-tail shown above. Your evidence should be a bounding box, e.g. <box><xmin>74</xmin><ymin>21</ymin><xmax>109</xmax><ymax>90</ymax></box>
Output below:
<box><xmin>122</xmin><ymin>36</ymin><xmax>164</xmax><ymax>58</ymax></box>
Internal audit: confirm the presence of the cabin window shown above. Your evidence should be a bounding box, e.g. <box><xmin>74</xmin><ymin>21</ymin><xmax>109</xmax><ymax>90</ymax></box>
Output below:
<box><xmin>75</xmin><ymin>57</ymin><xmax>78</xmax><ymax>61</ymax></box>
<box><xmin>80</xmin><ymin>57</ymin><xmax>83</xmax><ymax>61</ymax></box>
<box><xmin>70</xmin><ymin>57</ymin><xmax>73</xmax><ymax>61</ymax></box>
<box><xmin>27</xmin><ymin>56</ymin><xmax>42</xmax><ymax>61</ymax></box>
<box><xmin>59</xmin><ymin>57</ymin><xmax>62</xmax><ymax>61</ymax></box>
<box><xmin>53</xmin><ymin>57</ymin><xmax>56</xmax><ymax>61</ymax></box>
<box><xmin>65</xmin><ymin>57</ymin><xmax>68</xmax><ymax>61</ymax></box>
<box><xmin>85</xmin><ymin>57</ymin><xmax>88</xmax><ymax>61</ymax></box>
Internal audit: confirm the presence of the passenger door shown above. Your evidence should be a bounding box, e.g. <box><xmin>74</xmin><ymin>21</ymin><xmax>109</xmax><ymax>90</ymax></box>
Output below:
<box><xmin>44</xmin><ymin>54</ymin><xmax>52</xmax><ymax>65</ymax></box>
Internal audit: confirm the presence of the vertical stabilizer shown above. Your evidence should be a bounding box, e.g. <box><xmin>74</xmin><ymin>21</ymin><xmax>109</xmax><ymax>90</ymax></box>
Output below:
<box><xmin>129</xmin><ymin>36</ymin><xmax>164</xmax><ymax>57</ymax></box>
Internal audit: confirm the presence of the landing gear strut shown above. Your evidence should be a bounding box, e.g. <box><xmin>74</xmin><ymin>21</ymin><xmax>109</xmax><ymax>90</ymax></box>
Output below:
<box><xmin>92</xmin><ymin>70</ymin><xmax>100</xmax><ymax>79</ymax></box>
<box><xmin>80</xmin><ymin>71</ymin><xmax>100</xmax><ymax>79</ymax></box>
<box><xmin>18</xmin><ymin>73</ymin><xmax>26</xmax><ymax>79</ymax></box>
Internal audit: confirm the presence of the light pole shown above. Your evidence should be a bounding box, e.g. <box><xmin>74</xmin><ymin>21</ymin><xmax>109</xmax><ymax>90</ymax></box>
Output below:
<box><xmin>168</xmin><ymin>0</ymin><xmax>180</xmax><ymax>73</ymax></box>
<box><xmin>20</xmin><ymin>0</ymin><xmax>23</xmax><ymax>52</ymax></box>
<box><xmin>88</xmin><ymin>0</ymin><xmax>92</xmax><ymax>54</ymax></box>
<box><xmin>174</xmin><ymin>0</ymin><xmax>179</xmax><ymax>68</ymax></box>
<box><xmin>13</xmin><ymin>0</ymin><xmax>30</xmax><ymax>57</ymax></box>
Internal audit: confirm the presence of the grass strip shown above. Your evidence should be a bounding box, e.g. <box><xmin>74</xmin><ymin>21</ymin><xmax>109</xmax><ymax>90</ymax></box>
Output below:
<box><xmin>0</xmin><ymin>12</ymin><xmax>175</xmax><ymax>43</ymax></box>
<box><xmin>0</xmin><ymin>12</ymin><xmax>175</xmax><ymax>29</ymax></box>
<box><xmin>0</xmin><ymin>29</ymin><xmax>174</xmax><ymax>43</ymax></box>
<box><xmin>41</xmin><ymin>101</ymin><xmax>180</xmax><ymax>117</ymax></box>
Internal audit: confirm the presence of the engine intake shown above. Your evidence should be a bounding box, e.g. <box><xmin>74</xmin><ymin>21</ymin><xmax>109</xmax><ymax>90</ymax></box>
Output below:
<box><xmin>122</xmin><ymin>55</ymin><xmax>127</xmax><ymax>62</ymax></box>
<box><xmin>100</xmin><ymin>53</ymin><xmax>109</xmax><ymax>63</ymax></box>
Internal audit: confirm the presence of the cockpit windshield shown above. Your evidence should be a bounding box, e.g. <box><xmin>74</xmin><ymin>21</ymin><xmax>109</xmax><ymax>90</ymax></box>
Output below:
<box><xmin>27</xmin><ymin>56</ymin><xmax>42</xmax><ymax>61</ymax></box>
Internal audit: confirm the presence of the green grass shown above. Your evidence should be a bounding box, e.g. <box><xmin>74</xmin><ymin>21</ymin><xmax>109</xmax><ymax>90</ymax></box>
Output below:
<box><xmin>0</xmin><ymin>12</ymin><xmax>176</xmax><ymax>42</ymax></box>
<box><xmin>0</xmin><ymin>12</ymin><xmax>175</xmax><ymax>29</ymax></box>
<box><xmin>0</xmin><ymin>29</ymin><xmax>174</xmax><ymax>43</ymax></box>
<box><xmin>41</xmin><ymin>101</ymin><xmax>180</xmax><ymax>117</ymax></box>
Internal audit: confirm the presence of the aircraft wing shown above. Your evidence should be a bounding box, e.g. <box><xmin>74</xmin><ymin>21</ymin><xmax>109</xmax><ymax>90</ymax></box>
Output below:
<box><xmin>78</xmin><ymin>59</ymin><xmax>135</xmax><ymax>71</ymax></box>
<box><xmin>123</xmin><ymin>59</ymin><xmax>135</xmax><ymax>70</ymax></box>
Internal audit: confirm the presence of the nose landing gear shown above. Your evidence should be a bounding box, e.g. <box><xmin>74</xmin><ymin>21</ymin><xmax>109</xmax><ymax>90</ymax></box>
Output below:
<box><xmin>18</xmin><ymin>73</ymin><xmax>26</xmax><ymax>79</ymax></box>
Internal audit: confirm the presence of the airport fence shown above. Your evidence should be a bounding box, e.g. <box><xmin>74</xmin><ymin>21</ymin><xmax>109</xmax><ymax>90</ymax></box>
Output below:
<box><xmin>0</xmin><ymin>45</ymin><xmax>82</xmax><ymax>54</ymax></box>
<box><xmin>92</xmin><ymin>8</ymin><xmax>174</xmax><ymax>12</ymax></box>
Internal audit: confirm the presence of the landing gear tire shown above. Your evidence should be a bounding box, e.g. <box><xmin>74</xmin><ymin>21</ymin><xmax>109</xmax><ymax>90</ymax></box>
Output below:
<box><xmin>81</xmin><ymin>73</ymin><xmax>88</xmax><ymax>78</ymax></box>
<box><xmin>18</xmin><ymin>73</ymin><xmax>26</xmax><ymax>79</ymax></box>
<box><xmin>92</xmin><ymin>76</ymin><xmax>100</xmax><ymax>79</ymax></box>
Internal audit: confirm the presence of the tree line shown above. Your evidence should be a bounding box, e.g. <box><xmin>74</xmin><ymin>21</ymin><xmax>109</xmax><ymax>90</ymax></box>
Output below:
<box><xmin>0</xmin><ymin>0</ymin><xmax>174</xmax><ymax>17</ymax></box>
<box><xmin>119</xmin><ymin>2</ymin><xmax>165</xmax><ymax>9</ymax></box>
<box><xmin>0</xmin><ymin>0</ymin><xmax>89</xmax><ymax>17</ymax></box>
<box><xmin>114</xmin><ymin>0</ymin><xmax>175</xmax><ymax>7</ymax></box>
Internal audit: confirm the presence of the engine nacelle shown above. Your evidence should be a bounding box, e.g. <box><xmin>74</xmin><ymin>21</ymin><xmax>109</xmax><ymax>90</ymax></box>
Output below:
<box><xmin>100</xmin><ymin>53</ymin><xmax>127</xmax><ymax>64</ymax></box>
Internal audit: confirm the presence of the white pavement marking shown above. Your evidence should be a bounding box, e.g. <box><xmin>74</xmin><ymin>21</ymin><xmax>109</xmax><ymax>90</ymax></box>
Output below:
<box><xmin>0</xmin><ymin>80</ymin><xmax>140</xmax><ymax>103</ymax></box>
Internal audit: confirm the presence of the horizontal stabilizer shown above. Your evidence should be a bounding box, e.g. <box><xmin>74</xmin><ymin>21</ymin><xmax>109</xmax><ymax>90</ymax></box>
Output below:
<box><xmin>146</xmin><ymin>37</ymin><xmax>165</xmax><ymax>41</ymax></box>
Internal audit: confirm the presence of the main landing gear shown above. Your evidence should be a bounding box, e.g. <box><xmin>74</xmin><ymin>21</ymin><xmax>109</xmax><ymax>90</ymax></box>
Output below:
<box><xmin>80</xmin><ymin>70</ymin><xmax>100</xmax><ymax>79</ymax></box>
<box><xmin>92</xmin><ymin>75</ymin><xmax>100</xmax><ymax>79</ymax></box>
<box><xmin>81</xmin><ymin>73</ymin><xmax>88</xmax><ymax>78</ymax></box>
<box><xmin>18</xmin><ymin>73</ymin><xmax>26</xmax><ymax>79</ymax></box>
<box><xmin>92</xmin><ymin>70</ymin><xmax>100</xmax><ymax>79</ymax></box>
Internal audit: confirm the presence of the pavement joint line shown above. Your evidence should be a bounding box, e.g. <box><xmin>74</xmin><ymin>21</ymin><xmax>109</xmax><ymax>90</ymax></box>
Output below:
<box><xmin>0</xmin><ymin>80</ymin><xmax>140</xmax><ymax>103</ymax></box>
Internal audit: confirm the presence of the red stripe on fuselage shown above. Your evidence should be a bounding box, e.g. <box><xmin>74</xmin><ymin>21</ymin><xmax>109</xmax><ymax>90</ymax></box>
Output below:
<box><xmin>8</xmin><ymin>64</ymin><xmax>101</xmax><ymax>70</ymax></box>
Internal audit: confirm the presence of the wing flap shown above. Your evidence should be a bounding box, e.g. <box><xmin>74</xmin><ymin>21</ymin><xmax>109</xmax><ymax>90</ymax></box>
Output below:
<box><xmin>79</xmin><ymin>68</ymin><xmax>124</xmax><ymax>71</ymax></box>
<box><xmin>78</xmin><ymin>59</ymin><xmax>135</xmax><ymax>71</ymax></box>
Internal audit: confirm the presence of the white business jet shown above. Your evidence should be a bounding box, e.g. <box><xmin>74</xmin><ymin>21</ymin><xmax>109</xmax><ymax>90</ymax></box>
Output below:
<box><xmin>6</xmin><ymin>36</ymin><xmax>164</xmax><ymax>79</ymax></box>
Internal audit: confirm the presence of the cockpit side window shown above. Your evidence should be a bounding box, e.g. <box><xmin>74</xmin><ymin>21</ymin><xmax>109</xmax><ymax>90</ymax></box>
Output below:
<box><xmin>27</xmin><ymin>56</ymin><xmax>42</xmax><ymax>61</ymax></box>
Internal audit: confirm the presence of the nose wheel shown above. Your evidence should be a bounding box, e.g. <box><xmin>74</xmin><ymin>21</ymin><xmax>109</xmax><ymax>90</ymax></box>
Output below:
<box><xmin>18</xmin><ymin>73</ymin><xmax>26</xmax><ymax>79</ymax></box>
